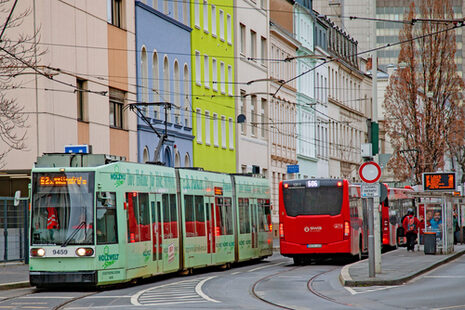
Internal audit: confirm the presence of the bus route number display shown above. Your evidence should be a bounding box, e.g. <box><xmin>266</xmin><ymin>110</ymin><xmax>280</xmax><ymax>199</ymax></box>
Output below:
<box><xmin>422</xmin><ymin>172</ymin><xmax>456</xmax><ymax>191</ymax></box>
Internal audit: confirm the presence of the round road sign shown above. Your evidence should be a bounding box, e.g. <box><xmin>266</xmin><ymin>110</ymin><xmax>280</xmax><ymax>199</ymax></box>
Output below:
<box><xmin>359</xmin><ymin>161</ymin><xmax>381</xmax><ymax>183</ymax></box>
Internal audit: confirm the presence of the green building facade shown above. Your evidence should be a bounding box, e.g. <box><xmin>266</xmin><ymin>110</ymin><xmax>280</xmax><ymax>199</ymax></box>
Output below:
<box><xmin>190</xmin><ymin>0</ymin><xmax>236</xmax><ymax>172</ymax></box>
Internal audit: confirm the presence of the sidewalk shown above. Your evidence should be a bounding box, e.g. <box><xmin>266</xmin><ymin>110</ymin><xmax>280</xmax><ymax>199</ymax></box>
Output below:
<box><xmin>0</xmin><ymin>262</ymin><xmax>30</xmax><ymax>290</ymax></box>
<box><xmin>340</xmin><ymin>244</ymin><xmax>465</xmax><ymax>286</ymax></box>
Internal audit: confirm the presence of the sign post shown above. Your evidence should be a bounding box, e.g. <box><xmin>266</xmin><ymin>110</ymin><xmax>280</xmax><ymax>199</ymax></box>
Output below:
<box><xmin>359</xmin><ymin>161</ymin><xmax>381</xmax><ymax>278</ymax></box>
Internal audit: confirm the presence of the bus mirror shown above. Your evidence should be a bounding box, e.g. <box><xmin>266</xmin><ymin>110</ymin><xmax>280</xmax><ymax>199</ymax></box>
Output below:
<box><xmin>14</xmin><ymin>191</ymin><xmax>21</xmax><ymax>207</ymax></box>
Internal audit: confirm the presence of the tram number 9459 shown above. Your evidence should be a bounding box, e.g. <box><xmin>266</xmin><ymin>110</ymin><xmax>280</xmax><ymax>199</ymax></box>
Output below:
<box><xmin>52</xmin><ymin>249</ymin><xmax>68</xmax><ymax>255</ymax></box>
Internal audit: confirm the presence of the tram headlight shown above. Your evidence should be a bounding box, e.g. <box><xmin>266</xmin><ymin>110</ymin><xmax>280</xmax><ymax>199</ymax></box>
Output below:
<box><xmin>75</xmin><ymin>247</ymin><xmax>94</xmax><ymax>257</ymax></box>
<box><xmin>31</xmin><ymin>248</ymin><xmax>45</xmax><ymax>257</ymax></box>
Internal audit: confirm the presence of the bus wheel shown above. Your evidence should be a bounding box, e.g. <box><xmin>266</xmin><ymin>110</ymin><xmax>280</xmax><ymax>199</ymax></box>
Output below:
<box><xmin>293</xmin><ymin>256</ymin><xmax>302</xmax><ymax>265</ymax></box>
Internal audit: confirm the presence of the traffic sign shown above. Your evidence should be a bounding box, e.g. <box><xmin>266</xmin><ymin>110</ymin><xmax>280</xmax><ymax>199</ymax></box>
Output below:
<box><xmin>287</xmin><ymin>165</ymin><xmax>299</xmax><ymax>174</ymax></box>
<box><xmin>361</xmin><ymin>183</ymin><xmax>380</xmax><ymax>197</ymax></box>
<box><xmin>359</xmin><ymin>161</ymin><xmax>381</xmax><ymax>183</ymax></box>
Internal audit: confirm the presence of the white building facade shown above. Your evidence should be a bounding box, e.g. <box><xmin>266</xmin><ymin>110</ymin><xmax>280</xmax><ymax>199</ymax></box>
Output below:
<box><xmin>234</xmin><ymin>0</ymin><xmax>270</xmax><ymax>176</ymax></box>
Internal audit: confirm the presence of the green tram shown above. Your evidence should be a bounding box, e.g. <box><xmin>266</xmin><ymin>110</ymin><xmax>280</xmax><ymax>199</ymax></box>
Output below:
<box><xmin>29</xmin><ymin>154</ymin><xmax>273</xmax><ymax>288</ymax></box>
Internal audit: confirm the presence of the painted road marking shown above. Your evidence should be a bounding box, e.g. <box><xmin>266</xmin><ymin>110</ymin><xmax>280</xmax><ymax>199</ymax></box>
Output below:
<box><xmin>345</xmin><ymin>285</ymin><xmax>400</xmax><ymax>295</ymax></box>
<box><xmin>131</xmin><ymin>276</ymin><xmax>219</xmax><ymax>306</ymax></box>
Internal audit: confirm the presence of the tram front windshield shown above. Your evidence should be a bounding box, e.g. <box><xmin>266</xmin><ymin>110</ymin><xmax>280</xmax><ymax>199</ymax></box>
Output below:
<box><xmin>31</xmin><ymin>172</ymin><xmax>95</xmax><ymax>246</ymax></box>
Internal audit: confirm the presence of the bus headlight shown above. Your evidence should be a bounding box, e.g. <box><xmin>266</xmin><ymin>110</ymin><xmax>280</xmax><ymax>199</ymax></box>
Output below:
<box><xmin>31</xmin><ymin>248</ymin><xmax>45</xmax><ymax>257</ymax></box>
<box><xmin>75</xmin><ymin>247</ymin><xmax>94</xmax><ymax>257</ymax></box>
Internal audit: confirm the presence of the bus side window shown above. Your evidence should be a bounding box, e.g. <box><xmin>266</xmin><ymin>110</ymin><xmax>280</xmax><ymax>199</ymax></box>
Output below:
<box><xmin>96</xmin><ymin>192</ymin><xmax>118</xmax><ymax>244</ymax></box>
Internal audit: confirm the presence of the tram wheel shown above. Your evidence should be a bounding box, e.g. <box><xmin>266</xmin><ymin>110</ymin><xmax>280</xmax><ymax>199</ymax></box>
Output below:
<box><xmin>293</xmin><ymin>256</ymin><xmax>302</xmax><ymax>265</ymax></box>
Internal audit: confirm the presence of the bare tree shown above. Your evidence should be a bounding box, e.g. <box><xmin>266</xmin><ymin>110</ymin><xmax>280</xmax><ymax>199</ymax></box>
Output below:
<box><xmin>384</xmin><ymin>0</ymin><xmax>464</xmax><ymax>184</ymax></box>
<box><xmin>0</xmin><ymin>1</ymin><xmax>43</xmax><ymax>167</ymax></box>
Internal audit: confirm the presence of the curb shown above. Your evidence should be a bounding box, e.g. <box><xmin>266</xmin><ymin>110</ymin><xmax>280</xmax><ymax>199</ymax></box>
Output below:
<box><xmin>0</xmin><ymin>281</ymin><xmax>30</xmax><ymax>291</ymax></box>
<box><xmin>339</xmin><ymin>249</ymin><xmax>465</xmax><ymax>287</ymax></box>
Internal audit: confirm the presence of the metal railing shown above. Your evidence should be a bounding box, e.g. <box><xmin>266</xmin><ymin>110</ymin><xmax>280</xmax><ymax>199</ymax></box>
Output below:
<box><xmin>0</xmin><ymin>197</ymin><xmax>28</xmax><ymax>263</ymax></box>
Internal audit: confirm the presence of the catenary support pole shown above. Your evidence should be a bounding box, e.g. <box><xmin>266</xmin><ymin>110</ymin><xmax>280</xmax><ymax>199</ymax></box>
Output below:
<box><xmin>368</xmin><ymin>197</ymin><xmax>375</xmax><ymax>277</ymax></box>
<box><xmin>371</xmin><ymin>0</ymin><xmax>382</xmax><ymax>274</ymax></box>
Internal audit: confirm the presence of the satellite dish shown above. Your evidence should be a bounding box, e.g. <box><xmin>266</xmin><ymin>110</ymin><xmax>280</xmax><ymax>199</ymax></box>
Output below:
<box><xmin>237</xmin><ymin>114</ymin><xmax>246</xmax><ymax>123</ymax></box>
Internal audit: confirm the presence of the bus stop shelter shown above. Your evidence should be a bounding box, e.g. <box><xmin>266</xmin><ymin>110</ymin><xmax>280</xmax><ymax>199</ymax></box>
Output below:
<box><xmin>414</xmin><ymin>192</ymin><xmax>455</xmax><ymax>254</ymax></box>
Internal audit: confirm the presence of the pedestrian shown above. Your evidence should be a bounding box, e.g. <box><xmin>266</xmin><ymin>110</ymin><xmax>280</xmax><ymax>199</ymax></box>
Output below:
<box><xmin>402</xmin><ymin>208</ymin><xmax>420</xmax><ymax>252</ymax></box>
<box><xmin>430</xmin><ymin>210</ymin><xmax>442</xmax><ymax>240</ymax></box>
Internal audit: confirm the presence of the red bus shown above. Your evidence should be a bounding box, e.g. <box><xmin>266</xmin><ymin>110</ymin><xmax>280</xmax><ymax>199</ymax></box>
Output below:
<box><xmin>279</xmin><ymin>178</ymin><xmax>368</xmax><ymax>264</ymax></box>
<box><xmin>380</xmin><ymin>185</ymin><xmax>415</xmax><ymax>248</ymax></box>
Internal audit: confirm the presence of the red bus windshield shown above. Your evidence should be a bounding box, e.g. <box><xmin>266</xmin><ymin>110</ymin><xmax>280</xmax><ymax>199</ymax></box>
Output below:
<box><xmin>282</xmin><ymin>180</ymin><xmax>343</xmax><ymax>216</ymax></box>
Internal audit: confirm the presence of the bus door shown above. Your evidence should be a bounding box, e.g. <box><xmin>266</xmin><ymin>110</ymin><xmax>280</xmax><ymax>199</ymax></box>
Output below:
<box><xmin>205</xmin><ymin>196</ymin><xmax>216</xmax><ymax>264</ymax></box>
<box><xmin>250</xmin><ymin>199</ymin><xmax>259</xmax><ymax>249</ymax></box>
<box><xmin>150</xmin><ymin>194</ymin><xmax>163</xmax><ymax>273</ymax></box>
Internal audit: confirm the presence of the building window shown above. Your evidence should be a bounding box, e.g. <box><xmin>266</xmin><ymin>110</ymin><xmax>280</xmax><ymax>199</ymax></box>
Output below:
<box><xmin>240</xmin><ymin>90</ymin><xmax>246</xmax><ymax>135</ymax></box>
<box><xmin>164</xmin><ymin>0</ymin><xmax>169</xmax><ymax>14</ymax></box>
<box><xmin>163</xmin><ymin>56</ymin><xmax>170</xmax><ymax>107</ymax></box>
<box><xmin>260</xmin><ymin>36</ymin><xmax>267</xmax><ymax>65</ymax></box>
<box><xmin>240</xmin><ymin>24</ymin><xmax>246</xmax><ymax>55</ymax></box>
<box><xmin>141</xmin><ymin>47</ymin><xmax>148</xmax><ymax>116</ymax></box>
<box><xmin>194</xmin><ymin>0</ymin><xmax>200</xmax><ymax>27</ymax></box>
<box><xmin>227</xmin><ymin>65</ymin><xmax>232</xmax><ymax>96</ymax></box>
<box><xmin>174</xmin><ymin>60</ymin><xmax>180</xmax><ymax>124</ymax></box>
<box><xmin>173</xmin><ymin>0</ymin><xmax>179</xmax><ymax>19</ymax></box>
<box><xmin>195</xmin><ymin>51</ymin><xmax>201</xmax><ymax>85</ymax></box>
<box><xmin>221</xmin><ymin>116</ymin><xmax>226</xmax><ymax>148</ymax></box>
<box><xmin>220</xmin><ymin>61</ymin><xmax>225</xmax><ymax>94</ymax></box>
<box><xmin>152</xmin><ymin>51</ymin><xmax>160</xmax><ymax>119</ymax></box>
<box><xmin>76</xmin><ymin>79</ymin><xmax>87</xmax><ymax>122</ymax></box>
<box><xmin>109</xmin><ymin>87</ymin><xmax>125</xmax><ymax>129</ymax></box>
<box><xmin>204</xmin><ymin>55</ymin><xmax>209</xmax><ymax>88</ymax></box>
<box><xmin>228</xmin><ymin>118</ymin><xmax>234</xmax><ymax>149</ymax></box>
<box><xmin>205</xmin><ymin>110</ymin><xmax>210</xmax><ymax>145</ymax></box>
<box><xmin>250</xmin><ymin>30</ymin><xmax>257</xmax><ymax>59</ymax></box>
<box><xmin>219</xmin><ymin>10</ymin><xmax>224</xmax><ymax>40</ymax></box>
<box><xmin>226</xmin><ymin>14</ymin><xmax>232</xmax><ymax>44</ymax></box>
<box><xmin>203</xmin><ymin>0</ymin><xmax>208</xmax><ymax>33</ymax></box>
<box><xmin>212</xmin><ymin>58</ymin><xmax>218</xmax><ymax>91</ymax></box>
<box><xmin>261</xmin><ymin>98</ymin><xmax>266</xmax><ymax>138</ymax></box>
<box><xmin>196</xmin><ymin>108</ymin><xmax>202</xmax><ymax>143</ymax></box>
<box><xmin>107</xmin><ymin>0</ymin><xmax>122</xmax><ymax>28</ymax></box>
<box><xmin>211</xmin><ymin>5</ymin><xmax>216</xmax><ymax>36</ymax></box>
<box><xmin>183</xmin><ymin>0</ymin><xmax>188</xmax><ymax>24</ymax></box>
<box><xmin>213</xmin><ymin>113</ymin><xmax>218</xmax><ymax>147</ymax></box>
<box><xmin>251</xmin><ymin>95</ymin><xmax>257</xmax><ymax>136</ymax></box>
<box><xmin>143</xmin><ymin>146</ymin><xmax>149</xmax><ymax>162</ymax></box>
<box><xmin>183</xmin><ymin>64</ymin><xmax>190</xmax><ymax>127</ymax></box>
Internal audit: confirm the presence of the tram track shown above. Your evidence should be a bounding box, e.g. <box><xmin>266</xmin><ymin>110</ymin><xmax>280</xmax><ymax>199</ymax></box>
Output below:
<box><xmin>251</xmin><ymin>263</ymin><xmax>355</xmax><ymax>309</ymax></box>
<box><xmin>307</xmin><ymin>266</ymin><xmax>355</xmax><ymax>308</ymax></box>
<box><xmin>0</xmin><ymin>288</ymin><xmax>98</xmax><ymax>310</ymax></box>
<box><xmin>53</xmin><ymin>291</ymin><xmax>99</xmax><ymax>310</ymax></box>
<box><xmin>250</xmin><ymin>265</ymin><xmax>300</xmax><ymax>309</ymax></box>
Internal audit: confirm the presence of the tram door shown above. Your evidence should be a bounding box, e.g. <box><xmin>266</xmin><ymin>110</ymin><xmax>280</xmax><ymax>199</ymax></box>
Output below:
<box><xmin>150</xmin><ymin>194</ymin><xmax>163</xmax><ymax>274</ymax></box>
<box><xmin>205</xmin><ymin>196</ymin><xmax>217</xmax><ymax>264</ymax></box>
<box><xmin>250</xmin><ymin>200</ymin><xmax>258</xmax><ymax>249</ymax></box>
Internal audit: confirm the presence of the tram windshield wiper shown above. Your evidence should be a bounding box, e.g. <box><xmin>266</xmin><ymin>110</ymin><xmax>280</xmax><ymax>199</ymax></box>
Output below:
<box><xmin>61</xmin><ymin>221</ymin><xmax>86</xmax><ymax>247</ymax></box>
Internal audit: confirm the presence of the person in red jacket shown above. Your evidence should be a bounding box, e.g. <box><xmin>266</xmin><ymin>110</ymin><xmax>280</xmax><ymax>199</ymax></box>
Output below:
<box><xmin>402</xmin><ymin>208</ymin><xmax>421</xmax><ymax>252</ymax></box>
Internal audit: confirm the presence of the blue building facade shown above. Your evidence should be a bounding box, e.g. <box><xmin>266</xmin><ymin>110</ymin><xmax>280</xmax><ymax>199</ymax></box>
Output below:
<box><xmin>135</xmin><ymin>1</ymin><xmax>193</xmax><ymax>167</ymax></box>
<box><xmin>294</xmin><ymin>2</ymin><xmax>318</xmax><ymax>178</ymax></box>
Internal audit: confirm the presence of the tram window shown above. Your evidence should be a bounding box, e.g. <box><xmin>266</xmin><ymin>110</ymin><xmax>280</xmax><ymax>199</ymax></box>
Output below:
<box><xmin>239</xmin><ymin>198</ymin><xmax>251</xmax><ymax>234</ymax></box>
<box><xmin>216</xmin><ymin>197</ymin><xmax>225</xmax><ymax>235</ymax></box>
<box><xmin>184</xmin><ymin>195</ymin><xmax>196</xmax><ymax>237</ymax></box>
<box><xmin>258</xmin><ymin>199</ymin><xmax>270</xmax><ymax>232</ymax></box>
<box><xmin>96</xmin><ymin>192</ymin><xmax>117</xmax><ymax>244</ymax></box>
<box><xmin>162</xmin><ymin>194</ymin><xmax>178</xmax><ymax>239</ymax></box>
<box><xmin>139</xmin><ymin>193</ymin><xmax>150</xmax><ymax>241</ymax></box>
<box><xmin>224</xmin><ymin>198</ymin><xmax>234</xmax><ymax>235</ymax></box>
<box><xmin>195</xmin><ymin>196</ymin><xmax>206</xmax><ymax>236</ymax></box>
<box><xmin>126</xmin><ymin>193</ymin><xmax>140</xmax><ymax>243</ymax></box>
